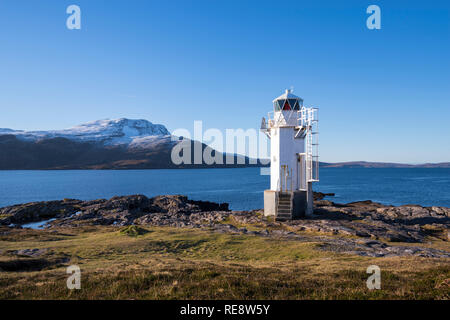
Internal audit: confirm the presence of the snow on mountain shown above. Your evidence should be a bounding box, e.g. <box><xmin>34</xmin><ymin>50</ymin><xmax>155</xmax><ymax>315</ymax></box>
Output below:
<box><xmin>0</xmin><ymin>118</ymin><xmax>172</xmax><ymax>147</ymax></box>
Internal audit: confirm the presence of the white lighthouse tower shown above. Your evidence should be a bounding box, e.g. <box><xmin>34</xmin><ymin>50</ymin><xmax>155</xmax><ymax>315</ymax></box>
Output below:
<box><xmin>261</xmin><ymin>89</ymin><xmax>319</xmax><ymax>220</ymax></box>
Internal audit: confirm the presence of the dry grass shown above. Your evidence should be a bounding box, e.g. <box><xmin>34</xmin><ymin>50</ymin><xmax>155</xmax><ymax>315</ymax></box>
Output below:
<box><xmin>0</xmin><ymin>225</ymin><xmax>449</xmax><ymax>300</ymax></box>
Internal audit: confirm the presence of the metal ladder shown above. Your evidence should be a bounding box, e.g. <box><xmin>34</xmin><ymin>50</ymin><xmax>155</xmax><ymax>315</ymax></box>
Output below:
<box><xmin>304</xmin><ymin>108</ymin><xmax>319</xmax><ymax>182</ymax></box>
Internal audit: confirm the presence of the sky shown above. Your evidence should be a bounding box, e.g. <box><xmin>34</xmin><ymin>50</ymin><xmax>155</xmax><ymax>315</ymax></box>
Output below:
<box><xmin>0</xmin><ymin>0</ymin><xmax>449</xmax><ymax>163</ymax></box>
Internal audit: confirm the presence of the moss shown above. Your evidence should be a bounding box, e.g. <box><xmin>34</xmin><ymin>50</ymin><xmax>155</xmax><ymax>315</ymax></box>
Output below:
<box><xmin>119</xmin><ymin>225</ymin><xmax>149</xmax><ymax>237</ymax></box>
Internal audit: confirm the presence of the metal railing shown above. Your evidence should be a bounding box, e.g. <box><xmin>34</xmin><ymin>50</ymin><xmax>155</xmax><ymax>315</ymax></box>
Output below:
<box><xmin>267</xmin><ymin>110</ymin><xmax>300</xmax><ymax>128</ymax></box>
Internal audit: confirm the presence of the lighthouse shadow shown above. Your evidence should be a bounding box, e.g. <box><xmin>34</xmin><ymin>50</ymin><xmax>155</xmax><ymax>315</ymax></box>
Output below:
<box><xmin>311</xmin><ymin>208</ymin><xmax>361</xmax><ymax>221</ymax></box>
<box><xmin>311</xmin><ymin>200</ymin><xmax>370</xmax><ymax>221</ymax></box>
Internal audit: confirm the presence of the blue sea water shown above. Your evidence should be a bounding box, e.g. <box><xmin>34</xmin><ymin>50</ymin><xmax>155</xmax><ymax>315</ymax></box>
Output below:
<box><xmin>0</xmin><ymin>168</ymin><xmax>449</xmax><ymax>210</ymax></box>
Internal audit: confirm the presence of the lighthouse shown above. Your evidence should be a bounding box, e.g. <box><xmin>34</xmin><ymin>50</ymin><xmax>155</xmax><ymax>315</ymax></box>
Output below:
<box><xmin>261</xmin><ymin>89</ymin><xmax>319</xmax><ymax>220</ymax></box>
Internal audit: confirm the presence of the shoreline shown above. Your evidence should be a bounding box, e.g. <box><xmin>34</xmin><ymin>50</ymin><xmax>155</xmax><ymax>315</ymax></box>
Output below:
<box><xmin>1</xmin><ymin>193</ymin><xmax>449</xmax><ymax>258</ymax></box>
<box><xmin>1</xmin><ymin>193</ymin><xmax>449</xmax><ymax>300</ymax></box>
<box><xmin>1</xmin><ymin>166</ymin><xmax>450</xmax><ymax>171</ymax></box>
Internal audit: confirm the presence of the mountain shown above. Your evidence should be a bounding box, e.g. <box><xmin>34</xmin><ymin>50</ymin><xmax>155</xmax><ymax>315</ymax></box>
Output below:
<box><xmin>0</xmin><ymin>118</ymin><xmax>170</xmax><ymax>147</ymax></box>
<box><xmin>0</xmin><ymin>118</ymin><xmax>257</xmax><ymax>169</ymax></box>
<box><xmin>0</xmin><ymin>119</ymin><xmax>448</xmax><ymax>169</ymax></box>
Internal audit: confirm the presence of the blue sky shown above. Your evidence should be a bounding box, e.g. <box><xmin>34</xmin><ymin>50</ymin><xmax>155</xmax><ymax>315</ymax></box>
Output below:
<box><xmin>0</xmin><ymin>0</ymin><xmax>449</xmax><ymax>163</ymax></box>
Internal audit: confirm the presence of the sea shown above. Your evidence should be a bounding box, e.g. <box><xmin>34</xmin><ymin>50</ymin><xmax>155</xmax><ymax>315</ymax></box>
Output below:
<box><xmin>0</xmin><ymin>168</ymin><xmax>449</xmax><ymax>210</ymax></box>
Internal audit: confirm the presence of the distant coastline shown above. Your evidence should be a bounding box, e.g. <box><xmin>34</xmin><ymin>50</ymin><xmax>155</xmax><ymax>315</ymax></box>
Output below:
<box><xmin>1</xmin><ymin>119</ymin><xmax>448</xmax><ymax>170</ymax></box>
<box><xmin>319</xmin><ymin>161</ymin><xmax>450</xmax><ymax>168</ymax></box>
<box><xmin>1</xmin><ymin>162</ymin><xmax>449</xmax><ymax>170</ymax></box>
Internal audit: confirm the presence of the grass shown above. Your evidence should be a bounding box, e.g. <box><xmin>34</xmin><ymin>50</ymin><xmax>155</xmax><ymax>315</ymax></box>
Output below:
<box><xmin>0</xmin><ymin>225</ymin><xmax>449</xmax><ymax>299</ymax></box>
<box><xmin>119</xmin><ymin>225</ymin><xmax>150</xmax><ymax>237</ymax></box>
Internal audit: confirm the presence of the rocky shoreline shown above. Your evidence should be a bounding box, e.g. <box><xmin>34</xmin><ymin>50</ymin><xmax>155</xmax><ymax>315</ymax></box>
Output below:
<box><xmin>1</xmin><ymin>193</ymin><xmax>449</xmax><ymax>258</ymax></box>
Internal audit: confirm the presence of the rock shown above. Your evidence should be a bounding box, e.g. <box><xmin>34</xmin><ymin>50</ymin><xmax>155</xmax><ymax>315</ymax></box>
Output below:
<box><xmin>0</xmin><ymin>199</ymin><xmax>82</xmax><ymax>225</ymax></box>
<box><xmin>314</xmin><ymin>200</ymin><xmax>335</xmax><ymax>207</ymax></box>
<box><xmin>384</xmin><ymin>231</ymin><xmax>414</xmax><ymax>242</ymax></box>
<box><xmin>271</xmin><ymin>229</ymin><xmax>298</xmax><ymax>238</ymax></box>
<box><xmin>214</xmin><ymin>224</ymin><xmax>239</xmax><ymax>233</ymax></box>
<box><xmin>1</xmin><ymin>194</ymin><xmax>449</xmax><ymax>259</ymax></box>
<box><xmin>238</xmin><ymin>227</ymin><xmax>248</xmax><ymax>234</ymax></box>
<box><xmin>313</xmin><ymin>192</ymin><xmax>335</xmax><ymax>200</ymax></box>
<box><xmin>0</xmin><ymin>195</ymin><xmax>230</xmax><ymax>228</ymax></box>
<box><xmin>430</xmin><ymin>206</ymin><xmax>450</xmax><ymax>217</ymax></box>
<box><xmin>13</xmin><ymin>248</ymin><xmax>49</xmax><ymax>257</ymax></box>
<box><xmin>355</xmin><ymin>230</ymin><xmax>371</xmax><ymax>238</ymax></box>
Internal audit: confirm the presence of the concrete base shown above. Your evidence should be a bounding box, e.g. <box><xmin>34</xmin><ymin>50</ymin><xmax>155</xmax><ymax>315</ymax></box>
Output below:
<box><xmin>263</xmin><ymin>190</ymin><xmax>277</xmax><ymax>217</ymax></box>
<box><xmin>291</xmin><ymin>190</ymin><xmax>308</xmax><ymax>219</ymax></box>
<box><xmin>306</xmin><ymin>182</ymin><xmax>314</xmax><ymax>217</ymax></box>
<box><xmin>264</xmin><ymin>190</ymin><xmax>311</xmax><ymax>219</ymax></box>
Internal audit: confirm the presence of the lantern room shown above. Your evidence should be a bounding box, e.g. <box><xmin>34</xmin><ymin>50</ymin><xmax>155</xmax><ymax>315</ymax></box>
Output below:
<box><xmin>272</xmin><ymin>89</ymin><xmax>304</xmax><ymax>111</ymax></box>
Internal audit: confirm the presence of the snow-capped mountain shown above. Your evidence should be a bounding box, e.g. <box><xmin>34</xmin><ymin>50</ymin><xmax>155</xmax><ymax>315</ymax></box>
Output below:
<box><xmin>0</xmin><ymin>118</ymin><xmax>171</xmax><ymax>147</ymax></box>
<box><xmin>0</xmin><ymin>118</ymin><xmax>257</xmax><ymax>169</ymax></box>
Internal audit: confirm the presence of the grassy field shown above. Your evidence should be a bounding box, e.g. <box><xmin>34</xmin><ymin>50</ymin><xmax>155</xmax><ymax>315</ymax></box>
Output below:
<box><xmin>0</xmin><ymin>225</ymin><xmax>449</xmax><ymax>299</ymax></box>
